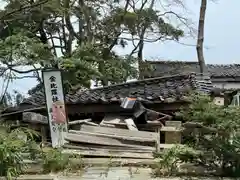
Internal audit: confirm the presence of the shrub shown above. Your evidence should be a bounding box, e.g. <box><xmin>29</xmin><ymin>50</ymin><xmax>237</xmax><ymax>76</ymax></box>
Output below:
<box><xmin>41</xmin><ymin>148</ymin><xmax>71</xmax><ymax>173</ymax></box>
<box><xmin>175</xmin><ymin>94</ymin><xmax>240</xmax><ymax>177</ymax></box>
<box><xmin>153</xmin><ymin>145</ymin><xmax>201</xmax><ymax>176</ymax></box>
<box><xmin>0</xmin><ymin>125</ymin><xmax>39</xmax><ymax>179</ymax></box>
<box><xmin>41</xmin><ymin>148</ymin><xmax>84</xmax><ymax>173</ymax></box>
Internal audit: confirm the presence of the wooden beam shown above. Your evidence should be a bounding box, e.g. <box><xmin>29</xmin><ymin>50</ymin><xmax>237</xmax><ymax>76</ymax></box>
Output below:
<box><xmin>64</xmin><ymin>143</ymin><xmax>153</xmax><ymax>152</ymax></box>
<box><xmin>63</xmin><ymin>143</ymin><xmax>153</xmax><ymax>151</ymax></box>
<box><xmin>68</xmin><ymin>119</ymin><xmax>91</xmax><ymax>125</ymax></box>
<box><xmin>69</xmin><ymin>130</ymin><xmax>156</xmax><ymax>143</ymax></box>
<box><xmin>84</xmin><ymin>121</ymin><xmax>98</xmax><ymax>126</ymax></box>
<box><xmin>65</xmin><ymin>133</ymin><xmax>154</xmax><ymax>151</ymax></box>
<box><xmin>101</xmin><ymin>121</ymin><xmax>126</xmax><ymax>126</ymax></box>
<box><xmin>80</xmin><ymin>124</ymin><xmax>158</xmax><ymax>140</ymax></box>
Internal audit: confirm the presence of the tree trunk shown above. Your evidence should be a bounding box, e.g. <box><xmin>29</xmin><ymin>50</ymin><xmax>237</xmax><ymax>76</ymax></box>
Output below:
<box><xmin>138</xmin><ymin>0</ymin><xmax>155</xmax><ymax>80</ymax></box>
<box><xmin>197</xmin><ymin>0</ymin><xmax>207</xmax><ymax>74</ymax></box>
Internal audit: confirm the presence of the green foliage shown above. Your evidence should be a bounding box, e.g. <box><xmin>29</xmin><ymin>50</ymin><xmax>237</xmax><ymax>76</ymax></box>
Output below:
<box><xmin>41</xmin><ymin>148</ymin><xmax>70</xmax><ymax>173</ymax></box>
<box><xmin>41</xmin><ymin>148</ymin><xmax>84</xmax><ymax>173</ymax></box>
<box><xmin>0</xmin><ymin>0</ymin><xmax>185</xmax><ymax>89</ymax></box>
<box><xmin>153</xmin><ymin>145</ymin><xmax>201</xmax><ymax>176</ymax></box>
<box><xmin>176</xmin><ymin>94</ymin><xmax>240</xmax><ymax>131</ymax></box>
<box><xmin>0</xmin><ymin>32</ymin><xmax>53</xmax><ymax>65</ymax></box>
<box><xmin>175</xmin><ymin>94</ymin><xmax>240</xmax><ymax>177</ymax></box>
<box><xmin>0</xmin><ymin>125</ymin><xmax>39</xmax><ymax>179</ymax></box>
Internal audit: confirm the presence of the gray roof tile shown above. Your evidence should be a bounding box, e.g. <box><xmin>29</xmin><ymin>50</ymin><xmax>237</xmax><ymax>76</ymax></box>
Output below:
<box><xmin>20</xmin><ymin>73</ymin><xmax>212</xmax><ymax>107</ymax></box>
<box><xmin>144</xmin><ymin>61</ymin><xmax>240</xmax><ymax>78</ymax></box>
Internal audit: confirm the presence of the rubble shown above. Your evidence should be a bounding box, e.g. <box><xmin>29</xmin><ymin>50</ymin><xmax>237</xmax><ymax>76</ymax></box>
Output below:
<box><xmin>19</xmin><ymin>98</ymin><xmax>183</xmax><ymax>160</ymax></box>
<box><xmin>63</xmin><ymin>99</ymin><xmax>182</xmax><ymax>159</ymax></box>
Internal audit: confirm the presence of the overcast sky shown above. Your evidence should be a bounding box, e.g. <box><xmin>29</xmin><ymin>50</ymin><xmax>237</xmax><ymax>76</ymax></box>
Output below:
<box><xmin>1</xmin><ymin>0</ymin><xmax>240</xmax><ymax>95</ymax></box>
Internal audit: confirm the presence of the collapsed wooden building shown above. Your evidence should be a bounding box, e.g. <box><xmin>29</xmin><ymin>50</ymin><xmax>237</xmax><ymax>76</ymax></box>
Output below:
<box><xmin>0</xmin><ymin>73</ymin><xmax>214</xmax><ymax>159</ymax></box>
<box><xmin>2</xmin><ymin>73</ymin><xmax>213</xmax><ymax>117</ymax></box>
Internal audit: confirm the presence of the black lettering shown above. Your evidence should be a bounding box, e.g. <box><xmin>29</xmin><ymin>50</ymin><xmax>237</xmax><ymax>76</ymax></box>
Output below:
<box><xmin>50</xmin><ymin>83</ymin><xmax>57</xmax><ymax>89</ymax></box>
<box><xmin>52</xmin><ymin>96</ymin><xmax>59</xmax><ymax>102</ymax></box>
<box><xmin>51</xmin><ymin>89</ymin><xmax>58</xmax><ymax>95</ymax></box>
<box><xmin>49</xmin><ymin>76</ymin><xmax>56</xmax><ymax>82</ymax></box>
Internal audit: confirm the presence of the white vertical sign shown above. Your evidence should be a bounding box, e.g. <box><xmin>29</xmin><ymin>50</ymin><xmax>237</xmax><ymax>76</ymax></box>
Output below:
<box><xmin>42</xmin><ymin>70</ymin><xmax>68</xmax><ymax>148</ymax></box>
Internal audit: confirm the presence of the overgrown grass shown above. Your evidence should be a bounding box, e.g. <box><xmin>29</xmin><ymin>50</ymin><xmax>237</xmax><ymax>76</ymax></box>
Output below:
<box><xmin>0</xmin><ymin>123</ymin><xmax>86</xmax><ymax>179</ymax></box>
<box><xmin>0</xmin><ymin>125</ymin><xmax>40</xmax><ymax>179</ymax></box>
<box><xmin>41</xmin><ymin>148</ymin><xmax>84</xmax><ymax>173</ymax></box>
<box><xmin>152</xmin><ymin>145</ymin><xmax>201</xmax><ymax>177</ymax></box>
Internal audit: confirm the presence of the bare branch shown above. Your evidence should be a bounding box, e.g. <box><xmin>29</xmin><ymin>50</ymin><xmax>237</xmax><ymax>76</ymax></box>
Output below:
<box><xmin>1</xmin><ymin>63</ymin><xmax>42</xmax><ymax>74</ymax></box>
<box><xmin>64</xmin><ymin>0</ymin><xmax>81</xmax><ymax>41</ymax></box>
<box><xmin>0</xmin><ymin>0</ymin><xmax>48</xmax><ymax>20</ymax></box>
<box><xmin>11</xmin><ymin>75</ymin><xmax>37</xmax><ymax>79</ymax></box>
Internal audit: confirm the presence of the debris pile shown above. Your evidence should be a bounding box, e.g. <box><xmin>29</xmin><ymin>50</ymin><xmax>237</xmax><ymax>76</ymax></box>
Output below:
<box><xmin>63</xmin><ymin>98</ymin><xmax>182</xmax><ymax>159</ymax></box>
<box><xmin>20</xmin><ymin>98</ymin><xmax>182</xmax><ymax>160</ymax></box>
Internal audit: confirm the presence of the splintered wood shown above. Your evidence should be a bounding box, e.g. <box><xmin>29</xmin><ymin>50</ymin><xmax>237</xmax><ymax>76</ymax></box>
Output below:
<box><xmin>21</xmin><ymin>110</ymin><xmax>182</xmax><ymax>161</ymax></box>
<box><xmin>124</xmin><ymin>118</ymin><xmax>138</xmax><ymax>131</ymax></box>
<box><xmin>65</xmin><ymin>124</ymin><xmax>159</xmax><ymax>159</ymax></box>
<box><xmin>65</xmin><ymin>119</ymin><xmax>182</xmax><ymax>160</ymax></box>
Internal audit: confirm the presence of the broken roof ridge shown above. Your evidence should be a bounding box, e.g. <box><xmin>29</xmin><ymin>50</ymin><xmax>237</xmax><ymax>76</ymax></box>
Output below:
<box><xmin>82</xmin><ymin>73</ymin><xmax>196</xmax><ymax>92</ymax></box>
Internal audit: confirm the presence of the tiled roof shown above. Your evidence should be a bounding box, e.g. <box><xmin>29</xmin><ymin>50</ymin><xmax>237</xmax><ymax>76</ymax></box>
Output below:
<box><xmin>20</xmin><ymin>73</ymin><xmax>212</xmax><ymax>106</ymax></box>
<box><xmin>143</xmin><ymin>61</ymin><xmax>240</xmax><ymax>78</ymax></box>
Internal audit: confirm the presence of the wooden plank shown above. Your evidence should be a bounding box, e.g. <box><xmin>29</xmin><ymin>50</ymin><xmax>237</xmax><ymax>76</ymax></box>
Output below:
<box><xmin>124</xmin><ymin>118</ymin><xmax>138</xmax><ymax>131</ymax></box>
<box><xmin>84</xmin><ymin>121</ymin><xmax>98</xmax><ymax>126</ymax></box>
<box><xmin>80</xmin><ymin>124</ymin><xmax>158</xmax><ymax>140</ymax></box>
<box><xmin>100</xmin><ymin>115</ymin><xmax>127</xmax><ymax>128</ymax></box>
<box><xmin>102</xmin><ymin>121</ymin><xmax>126</xmax><ymax>126</ymax></box>
<box><xmin>69</xmin><ymin>130</ymin><xmax>156</xmax><ymax>142</ymax></box>
<box><xmin>101</xmin><ymin>115</ymin><xmax>126</xmax><ymax>124</ymax></box>
<box><xmin>63</xmin><ymin>143</ymin><xmax>153</xmax><ymax>153</ymax></box>
<box><xmin>65</xmin><ymin>133</ymin><xmax>155</xmax><ymax>151</ymax></box>
<box><xmin>62</xmin><ymin>149</ymin><xmax>153</xmax><ymax>159</ymax></box>
<box><xmin>101</xmin><ymin>122</ymin><xmax>181</xmax><ymax>132</ymax></box>
<box><xmin>100</xmin><ymin>123</ymin><xmax>126</xmax><ymax>129</ymax></box>
<box><xmin>68</xmin><ymin>119</ymin><xmax>91</xmax><ymax>125</ymax></box>
<box><xmin>64</xmin><ymin>143</ymin><xmax>153</xmax><ymax>151</ymax></box>
<box><xmin>101</xmin><ymin>121</ymin><xmax>127</xmax><ymax>129</ymax></box>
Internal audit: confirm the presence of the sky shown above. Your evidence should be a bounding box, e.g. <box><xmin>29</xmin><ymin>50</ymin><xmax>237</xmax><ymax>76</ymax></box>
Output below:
<box><xmin>1</xmin><ymin>0</ymin><xmax>240</xmax><ymax>96</ymax></box>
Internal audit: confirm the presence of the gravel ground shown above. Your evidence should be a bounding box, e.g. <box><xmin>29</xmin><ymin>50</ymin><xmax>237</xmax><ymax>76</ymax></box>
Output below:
<box><xmin>56</xmin><ymin>167</ymin><xmax>231</xmax><ymax>180</ymax></box>
<box><xmin>1</xmin><ymin>167</ymin><xmax>233</xmax><ymax>180</ymax></box>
